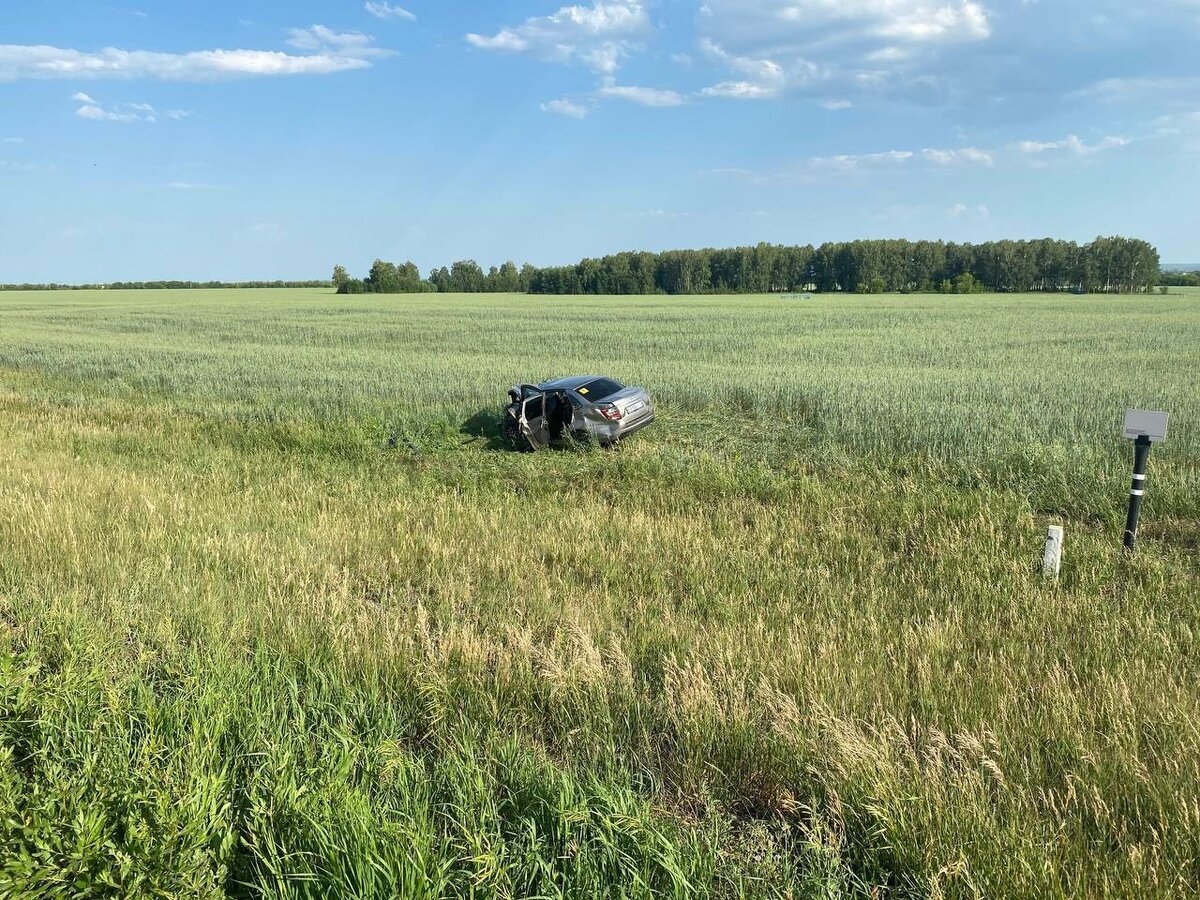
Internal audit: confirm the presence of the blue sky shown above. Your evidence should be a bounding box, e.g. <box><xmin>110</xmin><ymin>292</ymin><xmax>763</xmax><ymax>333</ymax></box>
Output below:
<box><xmin>1</xmin><ymin>0</ymin><xmax>1198</xmax><ymax>281</ymax></box>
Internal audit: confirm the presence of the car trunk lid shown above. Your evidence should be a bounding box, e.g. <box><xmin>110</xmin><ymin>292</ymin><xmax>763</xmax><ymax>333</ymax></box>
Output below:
<box><xmin>604</xmin><ymin>387</ymin><xmax>650</xmax><ymax>420</ymax></box>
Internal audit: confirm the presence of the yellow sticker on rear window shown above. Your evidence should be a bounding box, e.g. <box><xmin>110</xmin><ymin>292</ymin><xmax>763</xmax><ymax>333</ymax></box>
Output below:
<box><xmin>578</xmin><ymin>387</ymin><xmax>589</xmax><ymax>395</ymax></box>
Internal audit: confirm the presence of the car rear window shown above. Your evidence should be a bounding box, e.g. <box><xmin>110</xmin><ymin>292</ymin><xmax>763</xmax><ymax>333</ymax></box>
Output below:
<box><xmin>576</xmin><ymin>378</ymin><xmax>623</xmax><ymax>401</ymax></box>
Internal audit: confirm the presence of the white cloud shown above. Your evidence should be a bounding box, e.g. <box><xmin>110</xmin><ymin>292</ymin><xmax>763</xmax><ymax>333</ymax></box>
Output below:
<box><xmin>922</xmin><ymin>146</ymin><xmax>993</xmax><ymax>165</ymax></box>
<box><xmin>1014</xmin><ymin>134</ymin><xmax>1128</xmax><ymax>155</ymax></box>
<box><xmin>801</xmin><ymin>136</ymin><xmax>1116</xmax><ymax>173</ymax></box>
<box><xmin>580</xmin><ymin>44</ymin><xmax>625</xmax><ymax>75</ymax></box>
<box><xmin>947</xmin><ymin>202</ymin><xmax>990</xmax><ymax>219</ymax></box>
<box><xmin>697</xmin><ymin>37</ymin><xmax>795</xmax><ymax>99</ymax></box>
<box><xmin>700</xmin><ymin>81</ymin><xmax>778</xmax><ymax>99</ymax></box>
<box><xmin>873</xmin><ymin>1</ymin><xmax>989</xmax><ymax>42</ymax></box>
<box><xmin>695</xmin><ymin>0</ymin><xmax>992</xmax><ymax>105</ymax></box>
<box><xmin>811</xmin><ymin>149</ymin><xmax>915</xmax><ymax>171</ymax></box>
<box><xmin>867</xmin><ymin>46</ymin><xmax>911</xmax><ymax>63</ymax></box>
<box><xmin>467</xmin><ymin>31</ymin><xmax>526</xmax><ymax>53</ymax></box>
<box><xmin>1155</xmin><ymin>110</ymin><xmax>1200</xmax><ymax>135</ymax></box>
<box><xmin>1</xmin><ymin>136</ymin><xmax>24</xmax><ymax>143</ymax></box>
<box><xmin>597</xmin><ymin>82</ymin><xmax>685</xmax><ymax>107</ymax></box>
<box><xmin>1075</xmin><ymin>76</ymin><xmax>1200</xmax><ymax>106</ymax></box>
<box><xmin>77</xmin><ymin>104</ymin><xmax>142</xmax><ymax>122</ymax></box>
<box><xmin>715</xmin><ymin>142</ymin><xmax>997</xmax><ymax>182</ymax></box>
<box><xmin>819</xmin><ymin>98</ymin><xmax>852</xmax><ymax>110</ymax></box>
<box><xmin>467</xmin><ymin>3</ymin><xmax>692</xmax><ymax>110</ymax></box>
<box><xmin>1015</xmin><ymin>138</ymin><xmax>1058</xmax><ymax>153</ymax></box>
<box><xmin>165</xmin><ymin>181</ymin><xmax>223</xmax><ymax>190</ymax></box>
<box><xmin>815</xmin><ymin>145</ymin><xmax>991</xmax><ymax>171</ymax></box>
<box><xmin>77</xmin><ymin>96</ymin><xmax>153</xmax><ymax>122</ymax></box>
<box><xmin>466</xmin><ymin>1</ymin><xmax>650</xmax><ymax>73</ymax></box>
<box><xmin>72</xmin><ymin>93</ymin><xmax>192</xmax><ymax>124</ymax></box>
<box><xmin>285</xmin><ymin>26</ymin><xmax>390</xmax><ymax>58</ymax></box>
<box><xmin>732</xmin><ymin>0</ymin><xmax>991</xmax><ymax>47</ymax></box>
<box><xmin>365</xmin><ymin>1</ymin><xmax>416</xmax><ymax>22</ymax></box>
<box><xmin>541</xmin><ymin>98</ymin><xmax>589</xmax><ymax>119</ymax></box>
<box><xmin>0</xmin><ymin>33</ymin><xmax>384</xmax><ymax>81</ymax></box>
<box><xmin>714</xmin><ymin>127</ymin><xmax>1137</xmax><ymax>184</ymax></box>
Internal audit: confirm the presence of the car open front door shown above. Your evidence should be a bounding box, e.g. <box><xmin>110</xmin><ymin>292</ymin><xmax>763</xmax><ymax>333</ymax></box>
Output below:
<box><xmin>519</xmin><ymin>387</ymin><xmax>551</xmax><ymax>450</ymax></box>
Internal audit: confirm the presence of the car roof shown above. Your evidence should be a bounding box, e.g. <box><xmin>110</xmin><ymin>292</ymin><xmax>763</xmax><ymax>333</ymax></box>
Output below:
<box><xmin>537</xmin><ymin>374</ymin><xmax>608</xmax><ymax>391</ymax></box>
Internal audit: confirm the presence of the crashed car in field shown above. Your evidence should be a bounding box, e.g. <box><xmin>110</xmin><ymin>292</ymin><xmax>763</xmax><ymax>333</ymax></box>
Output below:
<box><xmin>503</xmin><ymin>375</ymin><xmax>655</xmax><ymax>450</ymax></box>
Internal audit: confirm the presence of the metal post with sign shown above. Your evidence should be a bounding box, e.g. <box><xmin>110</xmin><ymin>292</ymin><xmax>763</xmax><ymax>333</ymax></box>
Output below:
<box><xmin>1121</xmin><ymin>409</ymin><xmax>1168</xmax><ymax>552</ymax></box>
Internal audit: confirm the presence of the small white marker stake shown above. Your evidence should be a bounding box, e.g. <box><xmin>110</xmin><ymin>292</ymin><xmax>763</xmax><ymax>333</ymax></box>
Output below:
<box><xmin>1043</xmin><ymin>525</ymin><xmax>1064</xmax><ymax>578</ymax></box>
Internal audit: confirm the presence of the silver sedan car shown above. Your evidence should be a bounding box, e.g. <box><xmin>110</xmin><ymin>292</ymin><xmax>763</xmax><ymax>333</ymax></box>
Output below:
<box><xmin>504</xmin><ymin>375</ymin><xmax>655</xmax><ymax>450</ymax></box>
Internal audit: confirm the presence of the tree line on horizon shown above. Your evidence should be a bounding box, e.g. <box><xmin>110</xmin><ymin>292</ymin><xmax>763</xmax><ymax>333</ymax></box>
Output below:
<box><xmin>1160</xmin><ymin>270</ymin><xmax>1200</xmax><ymax>287</ymax></box>
<box><xmin>0</xmin><ymin>280</ymin><xmax>330</xmax><ymax>291</ymax></box>
<box><xmin>0</xmin><ymin>238</ymin><xmax>1173</xmax><ymax>295</ymax></box>
<box><xmin>334</xmin><ymin>236</ymin><xmax>1163</xmax><ymax>296</ymax></box>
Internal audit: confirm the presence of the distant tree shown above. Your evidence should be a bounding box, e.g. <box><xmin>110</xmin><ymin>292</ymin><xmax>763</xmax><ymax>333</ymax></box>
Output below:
<box><xmin>953</xmin><ymin>272</ymin><xmax>981</xmax><ymax>294</ymax></box>
<box><xmin>429</xmin><ymin>266</ymin><xmax>451</xmax><ymax>293</ymax></box>
<box><xmin>332</xmin><ymin>265</ymin><xmax>349</xmax><ymax>291</ymax></box>
<box><xmin>361</xmin><ymin>259</ymin><xmax>427</xmax><ymax>293</ymax></box>
<box><xmin>495</xmin><ymin>261</ymin><xmax>520</xmax><ymax>293</ymax></box>
<box><xmin>518</xmin><ymin>263</ymin><xmax>537</xmax><ymax>293</ymax></box>
<box><xmin>1160</xmin><ymin>270</ymin><xmax>1200</xmax><ymax>287</ymax></box>
<box><xmin>365</xmin><ymin>259</ymin><xmax>399</xmax><ymax>293</ymax></box>
<box><xmin>398</xmin><ymin>261</ymin><xmax>421</xmax><ymax>287</ymax></box>
<box><xmin>1084</xmin><ymin>236</ymin><xmax>1159</xmax><ymax>293</ymax></box>
<box><xmin>449</xmin><ymin>260</ymin><xmax>485</xmax><ymax>293</ymax></box>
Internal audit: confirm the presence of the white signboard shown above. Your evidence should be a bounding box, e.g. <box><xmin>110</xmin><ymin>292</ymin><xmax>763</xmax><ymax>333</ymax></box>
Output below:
<box><xmin>1123</xmin><ymin>409</ymin><xmax>1169</xmax><ymax>442</ymax></box>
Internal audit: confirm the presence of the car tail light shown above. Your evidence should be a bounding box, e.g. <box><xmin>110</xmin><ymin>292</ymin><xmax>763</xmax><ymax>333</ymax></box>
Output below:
<box><xmin>598</xmin><ymin>404</ymin><xmax>624</xmax><ymax>421</ymax></box>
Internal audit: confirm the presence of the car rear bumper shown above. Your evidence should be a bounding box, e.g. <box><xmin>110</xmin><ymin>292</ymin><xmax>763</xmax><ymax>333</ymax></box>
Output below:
<box><xmin>617</xmin><ymin>410</ymin><xmax>655</xmax><ymax>438</ymax></box>
<box><xmin>572</xmin><ymin>406</ymin><xmax>655</xmax><ymax>444</ymax></box>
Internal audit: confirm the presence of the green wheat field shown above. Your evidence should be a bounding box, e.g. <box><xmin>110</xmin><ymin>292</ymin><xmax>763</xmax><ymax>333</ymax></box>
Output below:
<box><xmin>1</xmin><ymin>288</ymin><xmax>1198</xmax><ymax>898</ymax></box>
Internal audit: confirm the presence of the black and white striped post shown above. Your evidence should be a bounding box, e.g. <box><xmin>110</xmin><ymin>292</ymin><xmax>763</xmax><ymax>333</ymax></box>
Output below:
<box><xmin>1121</xmin><ymin>410</ymin><xmax>1169</xmax><ymax>553</ymax></box>
<box><xmin>1122</xmin><ymin>435</ymin><xmax>1152</xmax><ymax>552</ymax></box>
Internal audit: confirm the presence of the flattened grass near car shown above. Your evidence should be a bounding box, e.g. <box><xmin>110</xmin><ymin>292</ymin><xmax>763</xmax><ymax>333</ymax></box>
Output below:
<box><xmin>0</xmin><ymin>288</ymin><xmax>1198</xmax><ymax>897</ymax></box>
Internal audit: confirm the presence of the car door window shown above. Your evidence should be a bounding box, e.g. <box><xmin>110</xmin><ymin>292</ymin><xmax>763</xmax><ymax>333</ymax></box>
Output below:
<box><xmin>524</xmin><ymin>395</ymin><xmax>543</xmax><ymax>420</ymax></box>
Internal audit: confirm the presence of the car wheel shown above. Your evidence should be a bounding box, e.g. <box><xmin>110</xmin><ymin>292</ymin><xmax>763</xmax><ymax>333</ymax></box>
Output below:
<box><xmin>501</xmin><ymin>414</ymin><xmax>524</xmax><ymax>449</ymax></box>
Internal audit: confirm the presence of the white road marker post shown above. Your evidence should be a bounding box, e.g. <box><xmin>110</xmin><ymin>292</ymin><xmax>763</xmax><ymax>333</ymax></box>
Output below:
<box><xmin>1042</xmin><ymin>525</ymin><xmax>1064</xmax><ymax>578</ymax></box>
